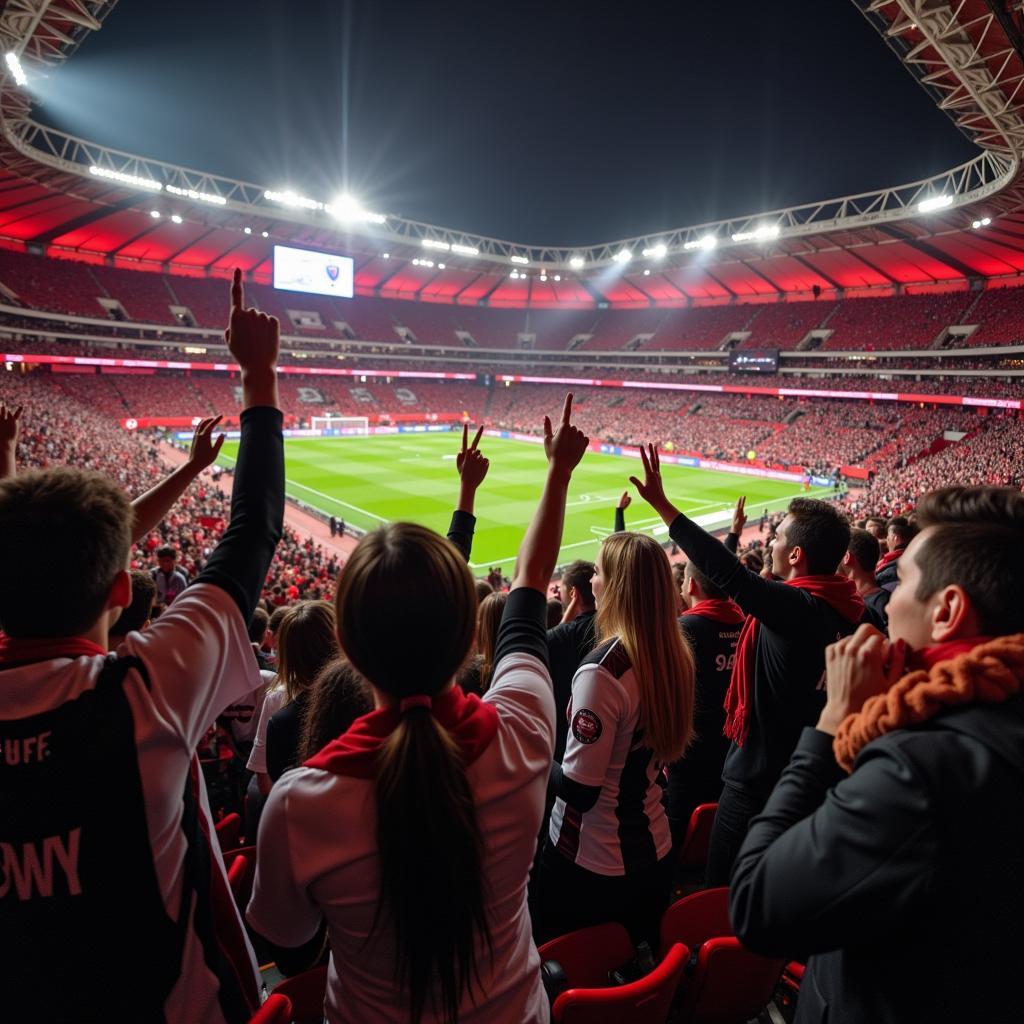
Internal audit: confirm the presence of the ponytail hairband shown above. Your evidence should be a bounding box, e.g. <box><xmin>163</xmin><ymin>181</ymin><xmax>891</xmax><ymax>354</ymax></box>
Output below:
<box><xmin>398</xmin><ymin>694</ymin><xmax>432</xmax><ymax>714</ymax></box>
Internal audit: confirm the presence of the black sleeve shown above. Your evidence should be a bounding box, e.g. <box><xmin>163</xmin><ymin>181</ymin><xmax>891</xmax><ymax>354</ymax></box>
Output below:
<box><xmin>668</xmin><ymin>512</ymin><xmax>815</xmax><ymax>633</ymax></box>
<box><xmin>446</xmin><ymin>509</ymin><xmax>476</xmax><ymax>563</ymax></box>
<box><xmin>614</xmin><ymin>506</ymin><xmax>626</xmax><ymax>533</ymax></box>
<box><xmin>194</xmin><ymin>407</ymin><xmax>284</xmax><ymax>620</ymax></box>
<box><xmin>724</xmin><ymin>531</ymin><xmax>739</xmax><ymax>554</ymax></box>
<box><xmin>729</xmin><ymin>729</ymin><xmax>937</xmax><ymax>959</ymax></box>
<box><xmin>551</xmin><ymin>761</ymin><xmax>601</xmax><ymax>812</ymax></box>
<box><xmin>493</xmin><ymin>587</ymin><xmax>549</xmax><ymax>669</ymax></box>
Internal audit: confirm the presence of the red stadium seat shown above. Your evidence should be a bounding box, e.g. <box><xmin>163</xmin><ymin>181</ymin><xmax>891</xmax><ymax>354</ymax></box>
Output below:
<box><xmin>538</xmin><ymin>922</ymin><xmax>636</xmax><ymax>991</ymax></box>
<box><xmin>271</xmin><ymin>965</ymin><xmax>328</xmax><ymax>1024</ymax></box>
<box><xmin>223</xmin><ymin>845</ymin><xmax>256</xmax><ymax>908</ymax></box>
<box><xmin>675</xmin><ymin>937</ymin><xmax>785</xmax><ymax>1024</ymax></box>
<box><xmin>226</xmin><ymin>852</ymin><xmax>248</xmax><ymax>901</ymax></box>
<box><xmin>659</xmin><ymin>887</ymin><xmax>732</xmax><ymax>954</ymax></box>
<box><xmin>679</xmin><ymin>803</ymin><xmax>717</xmax><ymax>870</ymax></box>
<box><xmin>551</xmin><ymin>943</ymin><xmax>690</xmax><ymax>1024</ymax></box>
<box><xmin>247</xmin><ymin>993</ymin><xmax>292</xmax><ymax>1024</ymax></box>
<box><xmin>215</xmin><ymin>811</ymin><xmax>243</xmax><ymax>851</ymax></box>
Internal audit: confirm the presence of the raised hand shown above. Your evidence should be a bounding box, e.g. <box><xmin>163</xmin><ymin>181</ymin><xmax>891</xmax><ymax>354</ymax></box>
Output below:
<box><xmin>543</xmin><ymin>393</ymin><xmax>589</xmax><ymax>477</ymax></box>
<box><xmin>732</xmin><ymin>495</ymin><xmax>747</xmax><ymax>535</ymax></box>
<box><xmin>617</xmin><ymin>490</ymin><xmax>632</xmax><ymax>511</ymax></box>
<box><xmin>224</xmin><ymin>269</ymin><xmax>279</xmax><ymax>409</ymax></box>
<box><xmin>817</xmin><ymin>624</ymin><xmax>906</xmax><ymax>736</ymax></box>
<box><xmin>188</xmin><ymin>415</ymin><xmax>227</xmax><ymax>471</ymax></box>
<box><xmin>457</xmin><ymin>423</ymin><xmax>489</xmax><ymax>492</ymax></box>
<box><xmin>0</xmin><ymin>402</ymin><xmax>22</xmax><ymax>479</ymax></box>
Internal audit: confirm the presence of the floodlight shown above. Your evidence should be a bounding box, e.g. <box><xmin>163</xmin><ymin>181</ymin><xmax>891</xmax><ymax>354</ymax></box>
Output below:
<box><xmin>731</xmin><ymin>224</ymin><xmax>780</xmax><ymax>243</ymax></box>
<box><xmin>972</xmin><ymin>220</ymin><xmax>982</xmax><ymax>230</ymax></box>
<box><xmin>5</xmin><ymin>52</ymin><xmax>27</xmax><ymax>87</ymax></box>
<box><xmin>412</xmin><ymin>258</ymin><xmax>420</xmax><ymax>266</ymax></box>
<box><xmin>422</xmin><ymin>238</ymin><xmax>451</xmax><ymax>251</ymax></box>
<box><xmin>149</xmin><ymin>210</ymin><xmax>161</xmax><ymax>219</ymax></box>
<box><xmin>684</xmin><ymin>234</ymin><xmax>718</xmax><ymax>251</ymax></box>
<box><xmin>553</xmin><ymin>275</ymin><xmax>561</xmax><ymax>282</ymax></box>
<box><xmin>641</xmin><ymin>243</ymin><xmax>667</xmax><ymax>258</ymax></box>
<box><xmin>569</xmin><ymin>256</ymin><xmax>585</xmax><ymax>269</ymax></box>
<box><xmin>643</xmin><ymin>269</ymin><xmax>651</xmax><ymax>276</ymax></box>
<box><xmin>438</xmin><ymin>263</ymin><xmax>446</xmax><ymax>269</ymax></box>
<box><xmin>261</xmin><ymin>230</ymin><xmax>269</xmax><ymax>238</ymax></box>
<box><xmin>166</xmin><ymin>184</ymin><xmax>226</xmax><ymax>206</ymax></box>
<box><xmin>982</xmin><ymin>217</ymin><xmax>991</xmax><ymax>226</ymax></box>
<box><xmin>510</xmin><ymin>255</ymin><xmax>529</xmax><ymax>265</ymax></box>
<box><xmin>382</xmin><ymin>252</ymin><xmax>390</xmax><ymax>259</ymax></box>
<box><xmin>326</xmin><ymin>194</ymin><xmax>387</xmax><ymax>224</ymax></box>
<box><xmin>451</xmin><ymin>243</ymin><xmax>479</xmax><ymax>256</ymax></box>
<box><xmin>918</xmin><ymin>195</ymin><xmax>953</xmax><ymax>213</ymax></box>
<box><xmin>613</xmin><ymin>249</ymin><xmax>633</xmax><ymax>263</ymax></box>
<box><xmin>510</xmin><ymin>271</ymin><xmax>519</xmax><ymax>279</ymax></box>
<box><xmin>170</xmin><ymin>214</ymin><xmax>183</xmax><ymax>224</ymax></box>
<box><xmin>540</xmin><ymin>274</ymin><xmax>548</xmax><ymax>282</ymax></box>
<box><xmin>89</xmin><ymin>165</ymin><xmax>162</xmax><ymax>191</ymax></box>
<box><xmin>265</xmin><ymin>189</ymin><xmax>322</xmax><ymax>211</ymax></box>
<box><xmin>244</xmin><ymin>226</ymin><xmax>252</xmax><ymax>234</ymax></box>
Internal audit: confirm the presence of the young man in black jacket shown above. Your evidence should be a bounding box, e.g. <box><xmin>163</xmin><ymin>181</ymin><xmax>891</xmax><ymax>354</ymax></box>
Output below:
<box><xmin>630</xmin><ymin>445</ymin><xmax>864</xmax><ymax>884</ymax></box>
<box><xmin>730</xmin><ymin>486</ymin><xmax>1024</xmax><ymax>1024</ymax></box>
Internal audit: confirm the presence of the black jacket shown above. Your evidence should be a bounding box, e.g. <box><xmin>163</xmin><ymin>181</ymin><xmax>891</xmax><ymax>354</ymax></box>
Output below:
<box><xmin>874</xmin><ymin>551</ymin><xmax>903</xmax><ymax>593</ymax></box>
<box><xmin>730</xmin><ymin>695</ymin><xmax>1024</xmax><ymax>1024</ymax></box>
<box><xmin>668</xmin><ymin>513</ymin><xmax>859</xmax><ymax>798</ymax></box>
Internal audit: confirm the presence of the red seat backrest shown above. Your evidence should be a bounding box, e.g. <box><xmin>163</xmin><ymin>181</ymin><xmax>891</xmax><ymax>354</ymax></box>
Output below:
<box><xmin>215</xmin><ymin>811</ymin><xmax>243</xmax><ymax>852</ymax></box>
<box><xmin>679</xmin><ymin>803</ymin><xmax>717</xmax><ymax>868</ymax></box>
<box><xmin>538</xmin><ymin>922</ymin><xmax>635</xmax><ymax>990</ymax></box>
<box><xmin>659</xmin><ymin>887</ymin><xmax>732</xmax><ymax>954</ymax></box>
<box><xmin>677</xmin><ymin>937</ymin><xmax>785</xmax><ymax>1024</ymax></box>
<box><xmin>247</xmin><ymin>993</ymin><xmax>292</xmax><ymax>1024</ymax></box>
<box><xmin>553</xmin><ymin>943</ymin><xmax>690</xmax><ymax>1024</ymax></box>
<box><xmin>271</xmin><ymin>965</ymin><xmax>328</xmax><ymax>1024</ymax></box>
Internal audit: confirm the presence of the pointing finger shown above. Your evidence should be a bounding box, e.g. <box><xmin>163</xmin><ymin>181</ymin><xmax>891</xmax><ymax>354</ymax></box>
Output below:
<box><xmin>462</xmin><ymin>421</ymin><xmax>468</xmax><ymax>453</ymax></box>
<box><xmin>561</xmin><ymin>392</ymin><xmax>573</xmax><ymax>426</ymax></box>
<box><xmin>231</xmin><ymin>268</ymin><xmax>243</xmax><ymax>313</ymax></box>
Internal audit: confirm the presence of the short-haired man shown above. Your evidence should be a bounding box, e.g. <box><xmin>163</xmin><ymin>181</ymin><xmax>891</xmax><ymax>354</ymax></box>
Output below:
<box><xmin>152</xmin><ymin>546</ymin><xmax>189</xmax><ymax>611</ymax></box>
<box><xmin>0</xmin><ymin>270</ymin><xmax>283</xmax><ymax>1023</ymax></box>
<box><xmin>547</xmin><ymin>558</ymin><xmax>597</xmax><ymax>761</ymax></box>
<box><xmin>841</xmin><ymin>527</ymin><xmax>889</xmax><ymax>630</ymax></box>
<box><xmin>665</xmin><ymin>562</ymin><xmax>744</xmax><ymax>844</ymax></box>
<box><xmin>731</xmin><ymin>486</ymin><xmax>1024</xmax><ymax>1023</ymax></box>
<box><xmin>875</xmin><ymin>515</ymin><xmax>916</xmax><ymax>593</ymax></box>
<box><xmin>865</xmin><ymin>516</ymin><xmax>887</xmax><ymax>542</ymax></box>
<box><xmin>631</xmin><ymin>447</ymin><xmax>864</xmax><ymax>884</ymax></box>
<box><xmin>109</xmin><ymin>569</ymin><xmax>158</xmax><ymax>646</ymax></box>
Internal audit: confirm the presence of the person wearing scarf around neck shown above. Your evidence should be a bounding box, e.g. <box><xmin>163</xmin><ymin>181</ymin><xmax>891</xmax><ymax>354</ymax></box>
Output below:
<box><xmin>730</xmin><ymin>485</ymin><xmax>1024</xmax><ymax>1024</ymax></box>
<box><xmin>247</xmin><ymin>395</ymin><xmax>590</xmax><ymax>1024</ymax></box>
<box><xmin>630</xmin><ymin>444</ymin><xmax>864</xmax><ymax>886</ymax></box>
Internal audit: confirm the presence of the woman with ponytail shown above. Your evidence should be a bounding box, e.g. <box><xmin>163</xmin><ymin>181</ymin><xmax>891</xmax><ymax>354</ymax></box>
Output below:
<box><xmin>537</xmin><ymin>529</ymin><xmax>696</xmax><ymax>948</ymax></box>
<box><xmin>248</xmin><ymin>398</ymin><xmax>589</xmax><ymax>1023</ymax></box>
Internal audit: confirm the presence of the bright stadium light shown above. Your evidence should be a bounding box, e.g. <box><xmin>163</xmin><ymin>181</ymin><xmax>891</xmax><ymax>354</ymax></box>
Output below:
<box><xmin>731</xmin><ymin>224</ymin><xmax>780</xmax><ymax>243</ymax></box>
<box><xmin>5</xmin><ymin>52</ymin><xmax>27</xmax><ymax>87</ymax></box>
<box><xmin>166</xmin><ymin>184</ymin><xmax>227</xmax><ymax>206</ymax></box>
<box><xmin>540</xmin><ymin>273</ymin><xmax>548</xmax><ymax>282</ymax></box>
<box><xmin>422</xmin><ymin>238</ymin><xmax>451</xmax><ymax>251</ymax></box>
<box><xmin>89</xmin><ymin>165</ymin><xmax>163</xmax><ymax>191</ymax></box>
<box><xmin>569</xmin><ymin>256</ymin><xmax>585</xmax><ymax>269</ymax></box>
<box><xmin>451</xmin><ymin>243</ymin><xmax>479</xmax><ymax>257</ymax></box>
<box><xmin>170</xmin><ymin>214</ymin><xmax>183</xmax><ymax>224</ymax></box>
<box><xmin>510</xmin><ymin>255</ymin><xmax>529</xmax><ymax>265</ymax></box>
<box><xmin>382</xmin><ymin>252</ymin><xmax>390</xmax><ymax>258</ymax></box>
<box><xmin>265</xmin><ymin>189</ymin><xmax>322</xmax><ymax>211</ymax></box>
<box><xmin>613</xmin><ymin>249</ymin><xmax>633</xmax><ymax>263</ymax></box>
<box><xmin>918</xmin><ymin>194</ymin><xmax>953</xmax><ymax>213</ymax></box>
<box><xmin>149</xmin><ymin>210</ymin><xmax>161</xmax><ymax>219</ymax></box>
<box><xmin>261</xmin><ymin>230</ymin><xmax>269</xmax><ymax>237</ymax></box>
<box><xmin>643</xmin><ymin>269</ymin><xmax>651</xmax><ymax>276</ymax></box>
<box><xmin>243</xmin><ymin>226</ymin><xmax>252</xmax><ymax>234</ymax></box>
<box><xmin>438</xmin><ymin>262</ymin><xmax>446</xmax><ymax>269</ymax></box>
<box><xmin>973</xmin><ymin>216</ymin><xmax>992</xmax><ymax>229</ymax></box>
<box><xmin>683</xmin><ymin>234</ymin><xmax>718</xmax><ymax>251</ymax></box>
<box><xmin>553</xmin><ymin>274</ymin><xmax>561</xmax><ymax>282</ymax></box>
<box><xmin>641</xmin><ymin>243</ymin><xmax>667</xmax><ymax>258</ymax></box>
<box><xmin>326</xmin><ymin>193</ymin><xmax>387</xmax><ymax>224</ymax></box>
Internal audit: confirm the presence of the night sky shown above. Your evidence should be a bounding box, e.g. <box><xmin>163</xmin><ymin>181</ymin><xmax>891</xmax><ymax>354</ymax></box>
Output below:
<box><xmin>31</xmin><ymin>0</ymin><xmax>977</xmax><ymax>246</ymax></box>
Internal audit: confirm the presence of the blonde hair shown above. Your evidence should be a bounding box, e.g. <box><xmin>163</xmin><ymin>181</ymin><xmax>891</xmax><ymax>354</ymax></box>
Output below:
<box><xmin>275</xmin><ymin>600</ymin><xmax>338</xmax><ymax>704</ymax></box>
<box><xmin>596</xmin><ymin>532</ymin><xmax>696</xmax><ymax>762</ymax></box>
<box><xmin>476</xmin><ymin>591</ymin><xmax>508</xmax><ymax>694</ymax></box>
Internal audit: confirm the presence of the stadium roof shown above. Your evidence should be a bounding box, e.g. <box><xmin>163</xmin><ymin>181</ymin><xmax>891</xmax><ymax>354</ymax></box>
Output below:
<box><xmin>3</xmin><ymin>0</ymin><xmax>1024</xmax><ymax>308</ymax></box>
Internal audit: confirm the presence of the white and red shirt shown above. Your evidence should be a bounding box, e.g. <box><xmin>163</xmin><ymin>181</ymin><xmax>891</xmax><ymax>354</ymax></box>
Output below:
<box><xmin>246</xmin><ymin>650</ymin><xmax>555</xmax><ymax>1024</ymax></box>
<box><xmin>549</xmin><ymin>638</ymin><xmax>673</xmax><ymax>875</ymax></box>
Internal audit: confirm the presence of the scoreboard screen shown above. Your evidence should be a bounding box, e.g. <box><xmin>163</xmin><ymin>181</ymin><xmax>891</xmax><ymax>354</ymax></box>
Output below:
<box><xmin>273</xmin><ymin>244</ymin><xmax>354</xmax><ymax>298</ymax></box>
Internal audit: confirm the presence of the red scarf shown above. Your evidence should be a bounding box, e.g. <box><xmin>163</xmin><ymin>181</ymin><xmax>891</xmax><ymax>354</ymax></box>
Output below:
<box><xmin>684</xmin><ymin>598</ymin><xmax>746</xmax><ymax>625</ymax></box>
<box><xmin>723</xmin><ymin>574</ymin><xmax>865</xmax><ymax>746</ymax></box>
<box><xmin>0</xmin><ymin>633</ymin><xmax>108</xmax><ymax>668</ymax></box>
<box><xmin>874</xmin><ymin>549</ymin><xmax>903</xmax><ymax>574</ymax></box>
<box><xmin>307</xmin><ymin>684</ymin><xmax>499</xmax><ymax>779</ymax></box>
<box><xmin>908</xmin><ymin>637</ymin><xmax>993</xmax><ymax>672</ymax></box>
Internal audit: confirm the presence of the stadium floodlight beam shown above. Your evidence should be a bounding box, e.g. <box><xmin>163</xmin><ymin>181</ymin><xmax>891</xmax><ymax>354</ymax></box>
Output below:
<box><xmin>569</xmin><ymin>255</ymin><xmax>585</xmax><ymax>269</ymax></box>
<box><xmin>89</xmin><ymin>165</ymin><xmax>163</xmax><ymax>191</ymax></box>
<box><xmin>264</xmin><ymin>189</ymin><xmax>322</xmax><ymax>211</ymax></box>
<box><xmin>613</xmin><ymin>249</ymin><xmax>633</xmax><ymax>263</ymax></box>
<box><xmin>641</xmin><ymin>243</ymin><xmax>667</xmax><ymax>258</ymax></box>
<box><xmin>422</xmin><ymin>238</ymin><xmax>451</xmax><ymax>251</ymax></box>
<box><xmin>450</xmin><ymin>243</ymin><xmax>479</xmax><ymax>256</ymax></box>
<box><xmin>683</xmin><ymin>234</ymin><xmax>718</xmax><ymax>251</ymax></box>
<box><xmin>243</xmin><ymin>226</ymin><xmax>252</xmax><ymax>234</ymax></box>
<box><xmin>170</xmin><ymin>214</ymin><xmax>183</xmax><ymax>224</ymax></box>
<box><xmin>149</xmin><ymin>210</ymin><xmax>160</xmax><ymax>219</ymax></box>
<box><xmin>731</xmin><ymin>224</ymin><xmax>780</xmax><ymax>243</ymax></box>
<box><xmin>917</xmin><ymin>194</ymin><xmax>953</xmax><ymax>213</ymax></box>
<box><xmin>326</xmin><ymin>193</ymin><xmax>387</xmax><ymax>224</ymax></box>
<box><xmin>510</xmin><ymin>255</ymin><xmax>529</xmax><ymax>265</ymax></box>
<box><xmin>5</xmin><ymin>52</ymin><xmax>27</xmax><ymax>87</ymax></box>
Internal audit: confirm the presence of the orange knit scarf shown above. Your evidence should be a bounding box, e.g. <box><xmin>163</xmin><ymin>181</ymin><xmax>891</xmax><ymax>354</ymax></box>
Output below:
<box><xmin>833</xmin><ymin>633</ymin><xmax>1024</xmax><ymax>773</ymax></box>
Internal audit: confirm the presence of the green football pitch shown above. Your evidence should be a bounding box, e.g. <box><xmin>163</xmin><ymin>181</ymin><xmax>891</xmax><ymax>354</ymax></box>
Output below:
<box><xmin>218</xmin><ymin>433</ymin><xmax>832</xmax><ymax>570</ymax></box>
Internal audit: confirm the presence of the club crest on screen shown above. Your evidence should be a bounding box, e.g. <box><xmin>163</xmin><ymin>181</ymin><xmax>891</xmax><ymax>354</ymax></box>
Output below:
<box><xmin>325</xmin><ymin>264</ymin><xmax>340</xmax><ymax>281</ymax></box>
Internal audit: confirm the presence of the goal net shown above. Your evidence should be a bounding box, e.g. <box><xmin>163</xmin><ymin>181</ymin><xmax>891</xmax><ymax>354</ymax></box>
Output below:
<box><xmin>310</xmin><ymin>415</ymin><xmax>370</xmax><ymax>436</ymax></box>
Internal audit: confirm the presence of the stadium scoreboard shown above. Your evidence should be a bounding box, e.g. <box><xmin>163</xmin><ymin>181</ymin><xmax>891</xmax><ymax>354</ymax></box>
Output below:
<box><xmin>273</xmin><ymin>244</ymin><xmax>354</xmax><ymax>298</ymax></box>
<box><xmin>729</xmin><ymin>349</ymin><xmax>779</xmax><ymax>374</ymax></box>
